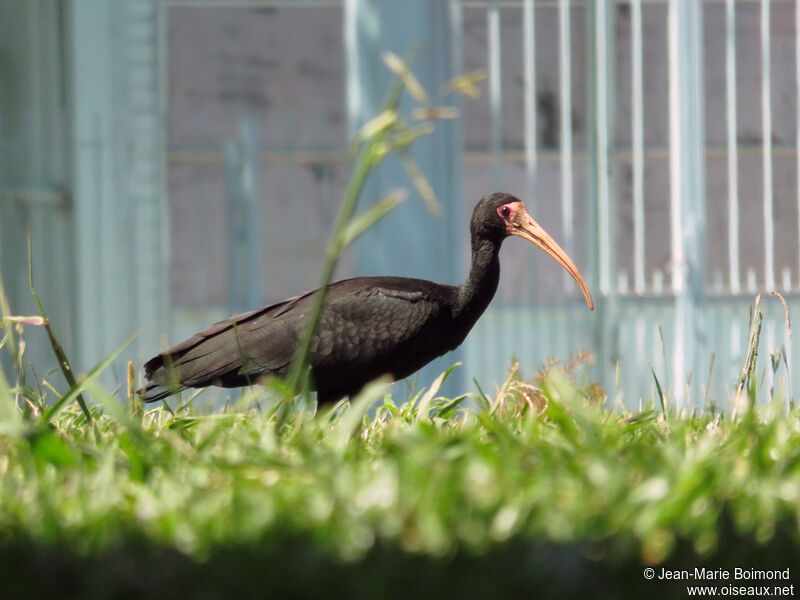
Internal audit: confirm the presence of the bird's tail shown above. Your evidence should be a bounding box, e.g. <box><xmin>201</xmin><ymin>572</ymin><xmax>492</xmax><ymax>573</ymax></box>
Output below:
<box><xmin>136</xmin><ymin>382</ymin><xmax>185</xmax><ymax>403</ymax></box>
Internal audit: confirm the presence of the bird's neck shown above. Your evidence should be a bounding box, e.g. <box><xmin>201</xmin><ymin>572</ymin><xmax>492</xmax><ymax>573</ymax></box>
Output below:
<box><xmin>454</xmin><ymin>237</ymin><xmax>501</xmax><ymax>321</ymax></box>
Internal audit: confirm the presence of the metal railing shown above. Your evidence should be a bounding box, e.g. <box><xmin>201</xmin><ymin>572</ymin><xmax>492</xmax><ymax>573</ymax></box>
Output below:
<box><xmin>455</xmin><ymin>0</ymin><xmax>798</xmax><ymax>407</ymax></box>
<box><xmin>165</xmin><ymin>0</ymin><xmax>800</xmax><ymax>406</ymax></box>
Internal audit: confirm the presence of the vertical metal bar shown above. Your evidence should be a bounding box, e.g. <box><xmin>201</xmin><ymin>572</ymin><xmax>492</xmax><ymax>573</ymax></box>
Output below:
<box><xmin>225</xmin><ymin>117</ymin><xmax>262</xmax><ymax>313</ymax></box>
<box><xmin>95</xmin><ymin>113</ymin><xmax>111</xmax><ymax>357</ymax></box>
<box><xmin>488</xmin><ymin>0</ymin><xmax>502</xmax><ymax>184</ymax></box>
<box><xmin>344</xmin><ymin>0</ymin><xmax>359</xmax><ymax>134</ymax></box>
<box><xmin>797</xmin><ymin>0</ymin><xmax>800</xmax><ymax>291</ymax></box>
<box><xmin>587</xmin><ymin>0</ymin><xmax>616</xmax><ymax>394</ymax></box>
<box><xmin>669</xmin><ymin>2</ymin><xmax>683</xmax><ymax>299</ymax></box>
<box><xmin>635</xmin><ymin>314</ymin><xmax>646</xmax><ymax>388</ymax></box>
<box><xmin>156</xmin><ymin>2</ymin><xmax>174</xmax><ymax>351</ymax></box>
<box><xmin>344</xmin><ymin>0</ymin><xmax>379</xmax><ymax>137</ymax></box>
<box><xmin>29</xmin><ymin>0</ymin><xmax>44</xmax><ymax>181</ymax></box>
<box><xmin>668</xmin><ymin>0</ymin><xmax>706</xmax><ymax>408</ymax></box>
<box><xmin>523</xmin><ymin>0</ymin><xmax>537</xmax><ymax>197</ymax></box>
<box><xmin>762</xmin><ymin>0</ymin><xmax>774</xmax><ymax>290</ymax></box>
<box><xmin>136</xmin><ymin>0</ymin><xmax>168</xmax><ymax>360</ymax></box>
<box><xmin>345</xmin><ymin>0</ymin><xmax>465</xmax><ymax>395</ymax></box>
<box><xmin>71</xmin><ymin>0</ymin><xmax>119</xmax><ymax>368</ymax></box>
<box><xmin>449</xmin><ymin>0</ymin><xmax>466</xmax><ymax>278</ymax></box>
<box><xmin>668</xmin><ymin>0</ymin><xmax>684</xmax><ymax>406</ymax></box>
<box><xmin>726</xmin><ymin>0</ymin><xmax>740</xmax><ymax>294</ymax></box>
<box><xmin>596</xmin><ymin>0</ymin><xmax>612</xmax><ymax>296</ymax></box>
<box><xmin>669</xmin><ymin>0</ymin><xmax>684</xmax><ymax>408</ymax></box>
<box><xmin>631</xmin><ymin>0</ymin><xmax>645</xmax><ymax>295</ymax></box>
<box><xmin>488</xmin><ymin>1</ymin><xmax>504</xmax><ymax>367</ymax></box>
<box><xmin>450</xmin><ymin>0</ymin><xmax>463</xmax><ymax>81</ymax></box>
<box><xmin>559</xmin><ymin>0</ymin><xmax>573</xmax><ymax>260</ymax></box>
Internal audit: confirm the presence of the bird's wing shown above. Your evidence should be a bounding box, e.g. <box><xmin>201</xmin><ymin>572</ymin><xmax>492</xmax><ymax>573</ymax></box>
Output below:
<box><xmin>309</xmin><ymin>279</ymin><xmax>453</xmax><ymax>372</ymax></box>
<box><xmin>144</xmin><ymin>289</ymin><xmax>316</xmax><ymax>387</ymax></box>
<box><xmin>143</xmin><ymin>277</ymin><xmax>455</xmax><ymax>393</ymax></box>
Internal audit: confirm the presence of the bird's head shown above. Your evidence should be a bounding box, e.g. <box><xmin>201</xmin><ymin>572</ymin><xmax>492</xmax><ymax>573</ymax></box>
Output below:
<box><xmin>473</xmin><ymin>192</ymin><xmax>594</xmax><ymax>310</ymax></box>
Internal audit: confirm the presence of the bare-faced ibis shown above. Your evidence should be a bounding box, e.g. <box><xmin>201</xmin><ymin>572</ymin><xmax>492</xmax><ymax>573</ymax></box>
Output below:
<box><xmin>138</xmin><ymin>193</ymin><xmax>593</xmax><ymax>404</ymax></box>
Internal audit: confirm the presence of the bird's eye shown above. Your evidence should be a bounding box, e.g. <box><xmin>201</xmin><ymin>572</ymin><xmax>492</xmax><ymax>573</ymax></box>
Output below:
<box><xmin>498</xmin><ymin>205</ymin><xmax>511</xmax><ymax>219</ymax></box>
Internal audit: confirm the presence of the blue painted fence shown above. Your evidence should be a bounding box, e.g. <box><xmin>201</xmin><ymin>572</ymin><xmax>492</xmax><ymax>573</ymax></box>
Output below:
<box><xmin>2</xmin><ymin>0</ymin><xmax>799</xmax><ymax>409</ymax></box>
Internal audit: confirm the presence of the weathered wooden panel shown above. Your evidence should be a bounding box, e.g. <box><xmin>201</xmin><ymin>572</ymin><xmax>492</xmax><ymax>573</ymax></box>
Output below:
<box><xmin>167</xmin><ymin>5</ymin><xmax>347</xmax><ymax>151</ymax></box>
<box><xmin>0</xmin><ymin>0</ymin><xmax>74</xmax><ymax>380</ymax></box>
<box><xmin>4</xmin><ymin>0</ymin><xmax>785</xmax><ymax>405</ymax></box>
<box><xmin>166</xmin><ymin>5</ymin><xmax>350</xmax><ymax>312</ymax></box>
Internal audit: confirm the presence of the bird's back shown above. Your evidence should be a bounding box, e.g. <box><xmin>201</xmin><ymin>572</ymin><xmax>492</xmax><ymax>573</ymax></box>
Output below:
<box><xmin>140</xmin><ymin>276</ymin><xmax>464</xmax><ymax>403</ymax></box>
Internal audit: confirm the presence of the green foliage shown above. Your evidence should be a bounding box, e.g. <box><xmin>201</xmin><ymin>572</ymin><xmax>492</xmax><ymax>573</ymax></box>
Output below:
<box><xmin>0</xmin><ymin>358</ymin><xmax>799</xmax><ymax>597</ymax></box>
<box><xmin>2</xmin><ymin>286</ymin><xmax>798</xmax><ymax>597</ymax></box>
<box><xmin>1</xmin><ymin>55</ymin><xmax>797</xmax><ymax>598</ymax></box>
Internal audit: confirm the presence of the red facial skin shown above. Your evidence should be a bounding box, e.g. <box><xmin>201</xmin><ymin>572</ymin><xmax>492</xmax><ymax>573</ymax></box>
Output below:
<box><xmin>496</xmin><ymin>201</ymin><xmax>594</xmax><ymax>311</ymax></box>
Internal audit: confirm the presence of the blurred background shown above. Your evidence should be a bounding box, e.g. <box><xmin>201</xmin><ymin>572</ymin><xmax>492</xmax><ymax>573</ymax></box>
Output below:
<box><xmin>1</xmin><ymin>0</ymin><xmax>798</xmax><ymax>409</ymax></box>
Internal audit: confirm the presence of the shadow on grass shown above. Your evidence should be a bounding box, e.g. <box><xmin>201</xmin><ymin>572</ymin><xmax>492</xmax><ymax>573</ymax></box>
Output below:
<box><xmin>1</xmin><ymin>515</ymin><xmax>797</xmax><ymax>600</ymax></box>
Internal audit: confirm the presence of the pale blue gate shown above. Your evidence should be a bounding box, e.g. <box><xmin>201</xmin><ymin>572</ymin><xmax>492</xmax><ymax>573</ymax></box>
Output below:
<box><xmin>2</xmin><ymin>0</ymin><xmax>798</xmax><ymax>410</ymax></box>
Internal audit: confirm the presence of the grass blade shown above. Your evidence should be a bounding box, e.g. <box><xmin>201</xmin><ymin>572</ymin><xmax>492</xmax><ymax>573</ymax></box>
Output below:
<box><xmin>445</xmin><ymin>68</ymin><xmax>487</xmax><ymax>98</ymax></box>
<box><xmin>432</xmin><ymin>393</ymin><xmax>470</xmax><ymax>419</ymax></box>
<box><xmin>332</xmin><ymin>377</ymin><xmax>390</xmax><ymax>449</ymax></box>
<box><xmin>650</xmin><ymin>364</ymin><xmax>668</xmax><ymax>421</ymax></box>
<box><xmin>28</xmin><ymin>232</ymin><xmax>93</xmax><ymax>423</ymax></box>
<box><xmin>736</xmin><ymin>295</ymin><xmax>763</xmax><ymax>413</ymax></box>
<box><xmin>355</xmin><ymin>109</ymin><xmax>398</xmax><ymax>144</ymax></box>
<box><xmin>414</xmin><ymin>362</ymin><xmax>461</xmax><ymax>421</ymax></box>
<box><xmin>340</xmin><ymin>190</ymin><xmax>406</xmax><ymax>248</ymax></box>
<box><xmin>400</xmin><ymin>154</ymin><xmax>440</xmax><ymax>216</ymax></box>
<box><xmin>0</xmin><ymin>262</ymin><xmax>19</xmax><ymax>362</ymax></box>
<box><xmin>473</xmin><ymin>378</ymin><xmax>491</xmax><ymax>412</ymax></box>
<box><xmin>41</xmin><ymin>336</ymin><xmax>132</xmax><ymax>424</ymax></box>
<box><xmin>383</xmin><ymin>51</ymin><xmax>429</xmax><ymax>103</ymax></box>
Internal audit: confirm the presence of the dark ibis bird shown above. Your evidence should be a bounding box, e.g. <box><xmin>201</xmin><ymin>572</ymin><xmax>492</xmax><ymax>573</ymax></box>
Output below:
<box><xmin>138</xmin><ymin>193</ymin><xmax>593</xmax><ymax>404</ymax></box>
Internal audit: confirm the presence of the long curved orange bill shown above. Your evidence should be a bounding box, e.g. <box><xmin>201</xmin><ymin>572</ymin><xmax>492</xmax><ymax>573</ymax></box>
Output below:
<box><xmin>509</xmin><ymin>204</ymin><xmax>594</xmax><ymax>311</ymax></box>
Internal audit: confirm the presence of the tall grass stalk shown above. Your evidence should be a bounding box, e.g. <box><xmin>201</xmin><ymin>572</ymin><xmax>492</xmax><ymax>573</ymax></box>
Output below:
<box><xmin>27</xmin><ymin>233</ymin><xmax>93</xmax><ymax>423</ymax></box>
<box><xmin>284</xmin><ymin>53</ymin><xmax>457</xmax><ymax>408</ymax></box>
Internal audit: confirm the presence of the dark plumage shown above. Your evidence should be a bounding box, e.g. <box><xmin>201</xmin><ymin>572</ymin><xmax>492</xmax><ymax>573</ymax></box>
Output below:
<box><xmin>138</xmin><ymin>193</ymin><xmax>593</xmax><ymax>404</ymax></box>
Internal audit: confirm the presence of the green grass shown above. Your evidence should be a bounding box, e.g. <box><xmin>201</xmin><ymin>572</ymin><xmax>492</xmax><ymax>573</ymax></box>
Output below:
<box><xmin>2</xmin><ymin>62</ymin><xmax>799</xmax><ymax>598</ymax></box>
<box><xmin>0</xmin><ymin>355</ymin><xmax>799</xmax><ymax>598</ymax></box>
